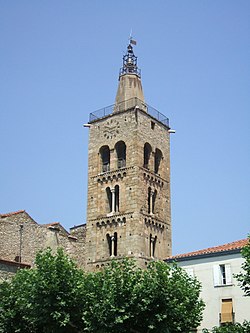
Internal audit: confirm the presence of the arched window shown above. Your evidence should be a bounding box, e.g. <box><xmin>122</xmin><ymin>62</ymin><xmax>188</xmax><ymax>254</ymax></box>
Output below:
<box><xmin>114</xmin><ymin>232</ymin><xmax>118</xmax><ymax>256</ymax></box>
<box><xmin>107</xmin><ymin>233</ymin><xmax>112</xmax><ymax>256</ymax></box>
<box><xmin>152</xmin><ymin>190</ymin><xmax>157</xmax><ymax>214</ymax></box>
<box><xmin>148</xmin><ymin>188</ymin><xmax>156</xmax><ymax>214</ymax></box>
<box><xmin>106</xmin><ymin>187</ymin><xmax>112</xmax><ymax>212</ymax></box>
<box><xmin>144</xmin><ymin>143</ymin><xmax>152</xmax><ymax>170</ymax></box>
<box><xmin>115</xmin><ymin>141</ymin><xmax>126</xmax><ymax>169</ymax></box>
<box><xmin>148</xmin><ymin>187</ymin><xmax>151</xmax><ymax>214</ymax></box>
<box><xmin>154</xmin><ymin>148</ymin><xmax>163</xmax><ymax>174</ymax></box>
<box><xmin>115</xmin><ymin>185</ymin><xmax>119</xmax><ymax>212</ymax></box>
<box><xmin>99</xmin><ymin>146</ymin><xmax>110</xmax><ymax>172</ymax></box>
<box><xmin>107</xmin><ymin>233</ymin><xmax>118</xmax><ymax>257</ymax></box>
<box><xmin>149</xmin><ymin>234</ymin><xmax>157</xmax><ymax>258</ymax></box>
<box><xmin>106</xmin><ymin>186</ymin><xmax>119</xmax><ymax>214</ymax></box>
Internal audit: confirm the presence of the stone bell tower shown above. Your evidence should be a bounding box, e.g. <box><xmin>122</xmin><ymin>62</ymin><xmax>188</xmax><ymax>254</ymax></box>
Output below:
<box><xmin>85</xmin><ymin>41</ymin><xmax>172</xmax><ymax>270</ymax></box>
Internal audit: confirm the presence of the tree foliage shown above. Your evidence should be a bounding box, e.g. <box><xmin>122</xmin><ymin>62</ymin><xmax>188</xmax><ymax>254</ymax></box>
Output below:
<box><xmin>0</xmin><ymin>249</ymin><xmax>204</xmax><ymax>333</ymax></box>
<box><xmin>202</xmin><ymin>321</ymin><xmax>250</xmax><ymax>333</ymax></box>
<box><xmin>235</xmin><ymin>235</ymin><xmax>250</xmax><ymax>296</ymax></box>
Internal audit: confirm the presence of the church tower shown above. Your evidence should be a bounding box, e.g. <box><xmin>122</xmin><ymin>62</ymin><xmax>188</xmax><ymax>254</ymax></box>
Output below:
<box><xmin>85</xmin><ymin>41</ymin><xmax>172</xmax><ymax>270</ymax></box>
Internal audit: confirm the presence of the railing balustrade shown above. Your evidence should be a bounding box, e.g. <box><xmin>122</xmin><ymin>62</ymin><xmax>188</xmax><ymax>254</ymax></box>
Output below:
<box><xmin>89</xmin><ymin>97</ymin><xmax>169</xmax><ymax>128</ymax></box>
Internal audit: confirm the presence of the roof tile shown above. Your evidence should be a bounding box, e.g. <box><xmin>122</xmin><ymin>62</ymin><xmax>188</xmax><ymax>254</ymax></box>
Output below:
<box><xmin>168</xmin><ymin>238</ymin><xmax>248</xmax><ymax>260</ymax></box>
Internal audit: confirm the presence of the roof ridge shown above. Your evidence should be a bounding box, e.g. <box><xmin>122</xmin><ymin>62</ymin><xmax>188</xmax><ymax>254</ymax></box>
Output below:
<box><xmin>168</xmin><ymin>238</ymin><xmax>248</xmax><ymax>260</ymax></box>
<box><xmin>0</xmin><ymin>210</ymin><xmax>25</xmax><ymax>218</ymax></box>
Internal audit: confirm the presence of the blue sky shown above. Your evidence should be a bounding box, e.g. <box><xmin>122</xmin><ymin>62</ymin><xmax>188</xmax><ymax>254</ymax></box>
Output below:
<box><xmin>0</xmin><ymin>1</ymin><xmax>249</xmax><ymax>255</ymax></box>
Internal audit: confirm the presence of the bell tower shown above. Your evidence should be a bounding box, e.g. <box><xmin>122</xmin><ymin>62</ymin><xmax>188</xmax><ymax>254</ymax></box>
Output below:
<box><xmin>85</xmin><ymin>41</ymin><xmax>172</xmax><ymax>270</ymax></box>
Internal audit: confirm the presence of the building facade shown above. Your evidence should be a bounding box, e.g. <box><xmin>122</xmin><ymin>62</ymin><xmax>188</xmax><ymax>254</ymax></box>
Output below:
<box><xmin>166</xmin><ymin>239</ymin><xmax>250</xmax><ymax>331</ymax></box>
<box><xmin>0</xmin><ymin>210</ymin><xmax>86</xmax><ymax>275</ymax></box>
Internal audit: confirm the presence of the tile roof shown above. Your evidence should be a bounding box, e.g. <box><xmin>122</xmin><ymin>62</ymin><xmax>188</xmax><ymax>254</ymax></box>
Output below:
<box><xmin>167</xmin><ymin>238</ymin><xmax>249</xmax><ymax>261</ymax></box>
<box><xmin>0</xmin><ymin>210</ymin><xmax>25</xmax><ymax>218</ymax></box>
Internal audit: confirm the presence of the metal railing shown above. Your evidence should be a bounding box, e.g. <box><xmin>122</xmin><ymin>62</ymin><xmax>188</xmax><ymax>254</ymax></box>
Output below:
<box><xmin>102</xmin><ymin>163</ymin><xmax>110</xmax><ymax>173</ymax></box>
<box><xmin>89</xmin><ymin>97</ymin><xmax>169</xmax><ymax>128</ymax></box>
<box><xmin>118</xmin><ymin>159</ymin><xmax>126</xmax><ymax>169</ymax></box>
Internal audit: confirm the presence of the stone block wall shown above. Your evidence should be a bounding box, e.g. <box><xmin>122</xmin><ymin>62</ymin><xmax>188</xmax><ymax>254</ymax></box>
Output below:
<box><xmin>0</xmin><ymin>211</ymin><xmax>86</xmax><ymax>269</ymax></box>
<box><xmin>0</xmin><ymin>259</ymin><xmax>30</xmax><ymax>281</ymax></box>
<box><xmin>85</xmin><ymin>106</ymin><xmax>172</xmax><ymax>270</ymax></box>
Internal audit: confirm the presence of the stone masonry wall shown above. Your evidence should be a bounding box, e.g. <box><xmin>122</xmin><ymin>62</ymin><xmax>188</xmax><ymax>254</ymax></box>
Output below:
<box><xmin>0</xmin><ymin>211</ymin><xmax>86</xmax><ymax>269</ymax></box>
<box><xmin>85</xmin><ymin>106</ymin><xmax>171</xmax><ymax>270</ymax></box>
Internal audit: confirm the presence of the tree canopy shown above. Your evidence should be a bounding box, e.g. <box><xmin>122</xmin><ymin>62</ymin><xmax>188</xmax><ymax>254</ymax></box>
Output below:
<box><xmin>0</xmin><ymin>249</ymin><xmax>204</xmax><ymax>333</ymax></box>
<box><xmin>202</xmin><ymin>321</ymin><xmax>250</xmax><ymax>333</ymax></box>
<box><xmin>235</xmin><ymin>235</ymin><xmax>250</xmax><ymax>297</ymax></box>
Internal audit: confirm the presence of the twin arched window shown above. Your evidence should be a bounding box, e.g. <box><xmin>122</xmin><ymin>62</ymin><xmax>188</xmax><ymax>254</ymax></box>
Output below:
<box><xmin>144</xmin><ymin>143</ymin><xmax>163</xmax><ymax>174</ymax></box>
<box><xmin>107</xmin><ymin>232</ymin><xmax>117</xmax><ymax>257</ymax></box>
<box><xmin>99</xmin><ymin>141</ymin><xmax>126</xmax><ymax>173</ymax></box>
<box><xmin>106</xmin><ymin>185</ymin><xmax>119</xmax><ymax>214</ymax></box>
<box><xmin>148</xmin><ymin>187</ymin><xmax>157</xmax><ymax>214</ymax></box>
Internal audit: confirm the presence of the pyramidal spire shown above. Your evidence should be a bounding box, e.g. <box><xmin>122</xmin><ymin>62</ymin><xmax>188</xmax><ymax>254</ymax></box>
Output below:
<box><xmin>114</xmin><ymin>39</ymin><xmax>145</xmax><ymax>112</ymax></box>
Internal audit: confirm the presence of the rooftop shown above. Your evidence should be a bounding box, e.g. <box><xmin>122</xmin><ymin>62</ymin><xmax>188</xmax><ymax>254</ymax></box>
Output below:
<box><xmin>0</xmin><ymin>210</ymin><xmax>25</xmax><ymax>218</ymax></box>
<box><xmin>166</xmin><ymin>238</ymin><xmax>248</xmax><ymax>262</ymax></box>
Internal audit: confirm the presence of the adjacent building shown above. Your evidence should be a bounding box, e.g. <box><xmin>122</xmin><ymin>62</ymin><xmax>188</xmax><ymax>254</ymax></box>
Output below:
<box><xmin>166</xmin><ymin>239</ymin><xmax>250</xmax><ymax>331</ymax></box>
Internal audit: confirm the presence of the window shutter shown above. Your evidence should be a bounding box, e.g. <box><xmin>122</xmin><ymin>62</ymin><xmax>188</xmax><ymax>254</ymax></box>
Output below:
<box><xmin>225</xmin><ymin>264</ymin><xmax>232</xmax><ymax>285</ymax></box>
<box><xmin>221</xmin><ymin>299</ymin><xmax>233</xmax><ymax>323</ymax></box>
<box><xmin>213</xmin><ymin>265</ymin><xmax>220</xmax><ymax>286</ymax></box>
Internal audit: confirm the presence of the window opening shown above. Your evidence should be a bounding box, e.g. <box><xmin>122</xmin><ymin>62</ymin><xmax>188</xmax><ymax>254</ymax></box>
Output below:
<box><xmin>148</xmin><ymin>187</ymin><xmax>151</xmax><ymax>214</ymax></box>
<box><xmin>106</xmin><ymin>187</ymin><xmax>112</xmax><ymax>212</ymax></box>
<box><xmin>100</xmin><ymin>146</ymin><xmax>110</xmax><ymax>172</ymax></box>
<box><xmin>220</xmin><ymin>265</ymin><xmax>226</xmax><ymax>285</ymax></box>
<box><xmin>107</xmin><ymin>186</ymin><xmax>119</xmax><ymax>214</ymax></box>
<box><xmin>107</xmin><ymin>233</ymin><xmax>118</xmax><ymax>257</ymax></box>
<box><xmin>144</xmin><ymin>143</ymin><xmax>152</xmax><ymax>169</ymax></box>
<box><xmin>220</xmin><ymin>299</ymin><xmax>234</xmax><ymax>325</ymax></box>
<box><xmin>148</xmin><ymin>188</ymin><xmax>156</xmax><ymax>214</ymax></box>
<box><xmin>115</xmin><ymin>141</ymin><xmax>126</xmax><ymax>169</ymax></box>
<box><xmin>115</xmin><ymin>185</ymin><xmax>119</xmax><ymax>212</ymax></box>
<box><xmin>213</xmin><ymin>264</ymin><xmax>232</xmax><ymax>286</ymax></box>
<box><xmin>152</xmin><ymin>190</ymin><xmax>157</xmax><ymax>214</ymax></box>
<box><xmin>149</xmin><ymin>234</ymin><xmax>157</xmax><ymax>257</ymax></box>
<box><xmin>154</xmin><ymin>148</ymin><xmax>162</xmax><ymax>174</ymax></box>
<box><xmin>114</xmin><ymin>232</ymin><xmax>118</xmax><ymax>256</ymax></box>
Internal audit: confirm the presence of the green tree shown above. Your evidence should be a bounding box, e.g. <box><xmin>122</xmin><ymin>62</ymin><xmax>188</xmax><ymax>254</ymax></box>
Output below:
<box><xmin>0</xmin><ymin>248</ymin><xmax>86</xmax><ymax>333</ymax></box>
<box><xmin>0</xmin><ymin>250</ymin><xmax>204</xmax><ymax>333</ymax></box>
<box><xmin>202</xmin><ymin>321</ymin><xmax>250</xmax><ymax>333</ymax></box>
<box><xmin>236</xmin><ymin>235</ymin><xmax>250</xmax><ymax>296</ymax></box>
<box><xmin>82</xmin><ymin>259</ymin><xmax>204</xmax><ymax>333</ymax></box>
